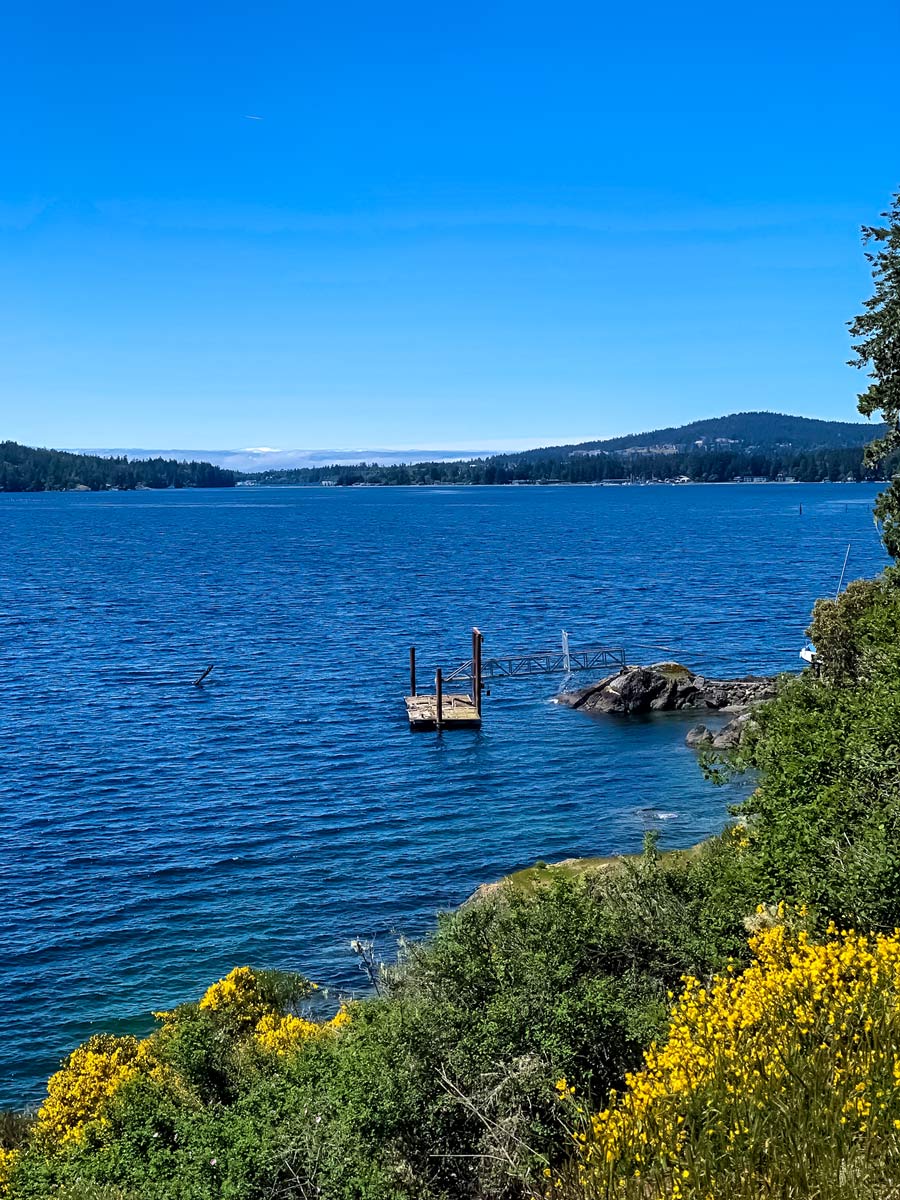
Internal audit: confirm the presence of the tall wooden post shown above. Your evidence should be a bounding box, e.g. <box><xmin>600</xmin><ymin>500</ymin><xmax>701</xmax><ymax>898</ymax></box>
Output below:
<box><xmin>409</xmin><ymin>646</ymin><xmax>417</xmax><ymax>696</ymax></box>
<box><xmin>435</xmin><ymin>667</ymin><xmax>443</xmax><ymax>730</ymax></box>
<box><xmin>473</xmin><ymin>627</ymin><xmax>483</xmax><ymax>717</ymax></box>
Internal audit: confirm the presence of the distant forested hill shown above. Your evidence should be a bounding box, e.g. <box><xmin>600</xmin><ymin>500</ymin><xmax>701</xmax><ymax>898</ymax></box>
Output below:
<box><xmin>242</xmin><ymin>412</ymin><xmax>892</xmax><ymax>487</ymax></box>
<box><xmin>490</xmin><ymin>412</ymin><xmax>884</xmax><ymax>463</ymax></box>
<box><xmin>0</xmin><ymin>442</ymin><xmax>236</xmax><ymax>492</ymax></box>
<box><xmin>575</xmin><ymin>411</ymin><xmax>883</xmax><ymax>454</ymax></box>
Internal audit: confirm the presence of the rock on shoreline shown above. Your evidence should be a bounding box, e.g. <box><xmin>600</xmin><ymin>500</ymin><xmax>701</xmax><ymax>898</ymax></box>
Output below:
<box><xmin>684</xmin><ymin>710</ymin><xmax>756</xmax><ymax>751</ymax></box>
<box><xmin>556</xmin><ymin>662</ymin><xmax>776</xmax><ymax>716</ymax></box>
<box><xmin>557</xmin><ymin>662</ymin><xmax>776</xmax><ymax>751</ymax></box>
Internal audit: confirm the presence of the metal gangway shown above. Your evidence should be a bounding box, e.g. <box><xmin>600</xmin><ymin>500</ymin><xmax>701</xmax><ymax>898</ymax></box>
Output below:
<box><xmin>405</xmin><ymin>629</ymin><xmax>626</xmax><ymax>731</ymax></box>
<box><xmin>443</xmin><ymin>632</ymin><xmax>626</xmax><ymax>684</ymax></box>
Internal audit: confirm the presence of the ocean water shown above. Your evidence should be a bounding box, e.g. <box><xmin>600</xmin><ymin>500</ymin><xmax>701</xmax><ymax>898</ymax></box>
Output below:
<box><xmin>0</xmin><ymin>482</ymin><xmax>889</xmax><ymax>1107</ymax></box>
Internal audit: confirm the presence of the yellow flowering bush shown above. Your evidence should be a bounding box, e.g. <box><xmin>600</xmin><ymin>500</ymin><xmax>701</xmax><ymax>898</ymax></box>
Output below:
<box><xmin>16</xmin><ymin>965</ymin><xmax>346</xmax><ymax>1169</ymax></box>
<box><xmin>0</xmin><ymin>1148</ymin><xmax>16</xmax><ymax>1191</ymax></box>
<box><xmin>253</xmin><ymin>1012</ymin><xmax>322</xmax><ymax>1053</ymax></box>
<box><xmin>34</xmin><ymin>1035</ymin><xmax>162</xmax><ymax>1147</ymax></box>
<box><xmin>329</xmin><ymin>1004</ymin><xmax>352</xmax><ymax>1032</ymax></box>
<box><xmin>254</xmin><ymin>1004</ymin><xmax>352</xmax><ymax>1054</ymax></box>
<box><xmin>198</xmin><ymin>965</ymin><xmax>319</xmax><ymax>1033</ymax></box>
<box><xmin>198</xmin><ymin>965</ymin><xmax>275</xmax><ymax>1029</ymax></box>
<box><xmin>558</xmin><ymin>916</ymin><xmax>900</xmax><ymax>1198</ymax></box>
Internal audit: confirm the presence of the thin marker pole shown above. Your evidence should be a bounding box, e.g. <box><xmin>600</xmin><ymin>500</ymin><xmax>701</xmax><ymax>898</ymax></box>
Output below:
<box><xmin>409</xmin><ymin>646</ymin><xmax>417</xmax><ymax>696</ymax></box>
<box><xmin>836</xmin><ymin>543</ymin><xmax>851</xmax><ymax>600</ymax></box>
<box><xmin>435</xmin><ymin>668</ymin><xmax>443</xmax><ymax>730</ymax></box>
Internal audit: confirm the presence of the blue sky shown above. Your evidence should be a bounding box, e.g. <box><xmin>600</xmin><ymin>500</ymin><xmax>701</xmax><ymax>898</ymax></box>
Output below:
<box><xmin>2</xmin><ymin>0</ymin><xmax>899</xmax><ymax>450</ymax></box>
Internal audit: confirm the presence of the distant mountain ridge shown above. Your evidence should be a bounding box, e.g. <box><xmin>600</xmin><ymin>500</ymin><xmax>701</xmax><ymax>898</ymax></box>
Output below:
<box><xmin>239</xmin><ymin>412</ymin><xmax>892</xmax><ymax>487</ymax></box>
<box><xmin>67</xmin><ymin>415</ymin><xmax>883</xmax><ymax>476</ymax></box>
<box><xmin>507</xmin><ymin>412</ymin><xmax>884</xmax><ymax>463</ymax></box>
<box><xmin>1</xmin><ymin>414</ymin><xmax>889</xmax><ymax>492</ymax></box>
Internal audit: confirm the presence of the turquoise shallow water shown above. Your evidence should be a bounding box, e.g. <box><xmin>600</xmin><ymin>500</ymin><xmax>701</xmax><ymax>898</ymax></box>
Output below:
<box><xmin>0</xmin><ymin>483</ymin><xmax>889</xmax><ymax>1107</ymax></box>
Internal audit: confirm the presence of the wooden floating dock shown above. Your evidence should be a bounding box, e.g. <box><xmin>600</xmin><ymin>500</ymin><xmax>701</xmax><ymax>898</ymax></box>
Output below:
<box><xmin>406</xmin><ymin>631</ymin><xmax>484</xmax><ymax>732</ymax></box>
<box><xmin>404</xmin><ymin>693</ymin><xmax>482</xmax><ymax>731</ymax></box>
<box><xmin>404</xmin><ymin>627</ymin><xmax>626</xmax><ymax>732</ymax></box>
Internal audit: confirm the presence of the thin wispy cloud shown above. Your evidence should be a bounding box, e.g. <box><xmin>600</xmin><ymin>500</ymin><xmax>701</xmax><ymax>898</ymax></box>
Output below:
<box><xmin>90</xmin><ymin>198</ymin><xmax>859</xmax><ymax>240</ymax></box>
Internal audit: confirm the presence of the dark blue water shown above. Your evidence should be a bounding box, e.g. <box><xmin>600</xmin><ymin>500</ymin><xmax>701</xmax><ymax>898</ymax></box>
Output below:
<box><xmin>0</xmin><ymin>483</ymin><xmax>889</xmax><ymax>1107</ymax></box>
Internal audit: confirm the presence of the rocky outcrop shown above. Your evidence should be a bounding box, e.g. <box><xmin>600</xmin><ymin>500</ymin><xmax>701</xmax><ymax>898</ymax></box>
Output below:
<box><xmin>685</xmin><ymin>723</ymin><xmax>714</xmax><ymax>749</ymax></box>
<box><xmin>713</xmin><ymin>710</ymin><xmax>755</xmax><ymax>749</ymax></box>
<box><xmin>686</xmin><ymin>709</ymin><xmax>756</xmax><ymax>752</ymax></box>
<box><xmin>558</xmin><ymin>663</ymin><xmax>776</xmax><ymax>716</ymax></box>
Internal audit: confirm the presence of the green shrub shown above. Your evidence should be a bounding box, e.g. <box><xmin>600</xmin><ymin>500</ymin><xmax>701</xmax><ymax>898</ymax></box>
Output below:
<box><xmin>14</xmin><ymin>572</ymin><xmax>900</xmax><ymax>1198</ymax></box>
<box><xmin>731</xmin><ymin>568</ymin><xmax>900</xmax><ymax>928</ymax></box>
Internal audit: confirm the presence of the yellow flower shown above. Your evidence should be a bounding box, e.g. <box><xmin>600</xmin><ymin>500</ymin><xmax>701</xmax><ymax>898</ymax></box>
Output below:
<box><xmin>199</xmin><ymin>966</ymin><xmax>272</xmax><ymax>1027</ymax></box>
<box><xmin>254</xmin><ymin>1012</ymin><xmax>321</xmax><ymax>1054</ymax></box>
<box><xmin>328</xmin><ymin>1004</ymin><xmax>352</xmax><ymax>1031</ymax></box>
<box><xmin>35</xmin><ymin>1034</ymin><xmax>164</xmax><ymax>1147</ymax></box>
<box><xmin>563</xmin><ymin>919</ymin><xmax>900</xmax><ymax>1193</ymax></box>
<box><xmin>254</xmin><ymin>1004</ymin><xmax>352</xmax><ymax>1054</ymax></box>
<box><xmin>0</xmin><ymin>1147</ymin><xmax>18</xmax><ymax>1193</ymax></box>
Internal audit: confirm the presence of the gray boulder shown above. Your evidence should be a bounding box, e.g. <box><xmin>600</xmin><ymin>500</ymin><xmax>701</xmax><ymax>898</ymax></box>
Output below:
<box><xmin>685</xmin><ymin>724</ymin><xmax>714</xmax><ymax>748</ymax></box>
<box><xmin>650</xmin><ymin>679</ymin><xmax>679</xmax><ymax>710</ymax></box>
<box><xmin>674</xmin><ymin>678</ymin><xmax>701</xmax><ymax>708</ymax></box>
<box><xmin>563</xmin><ymin>664</ymin><xmax>777</xmax><ymax>717</ymax></box>
<box><xmin>711</xmin><ymin>711</ymin><xmax>755</xmax><ymax>750</ymax></box>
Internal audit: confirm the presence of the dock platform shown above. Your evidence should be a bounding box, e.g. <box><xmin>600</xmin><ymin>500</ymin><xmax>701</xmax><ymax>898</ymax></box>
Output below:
<box><xmin>404</xmin><ymin>627</ymin><xmax>625</xmax><ymax>731</ymax></box>
<box><xmin>405</xmin><ymin>694</ymin><xmax>481</xmax><ymax>731</ymax></box>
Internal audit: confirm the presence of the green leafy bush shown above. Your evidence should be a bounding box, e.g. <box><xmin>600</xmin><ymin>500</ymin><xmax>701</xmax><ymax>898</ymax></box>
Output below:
<box><xmin>733</xmin><ymin>568</ymin><xmax>900</xmax><ymax>928</ymax></box>
<box><xmin>4</xmin><ymin>841</ymin><xmax>758</xmax><ymax>1200</ymax></box>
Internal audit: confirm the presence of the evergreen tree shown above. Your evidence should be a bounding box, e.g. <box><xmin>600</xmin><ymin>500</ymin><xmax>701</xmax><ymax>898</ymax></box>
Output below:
<box><xmin>0</xmin><ymin>443</ymin><xmax>236</xmax><ymax>491</ymax></box>
<box><xmin>849</xmin><ymin>188</ymin><xmax>900</xmax><ymax>557</ymax></box>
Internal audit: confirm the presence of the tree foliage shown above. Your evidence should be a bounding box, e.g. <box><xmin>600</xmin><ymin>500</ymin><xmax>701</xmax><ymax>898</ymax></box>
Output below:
<box><xmin>237</xmin><ymin>411</ymin><xmax>888</xmax><ymax>486</ymax></box>
<box><xmin>730</xmin><ymin>568</ymin><xmax>900</xmax><ymax>928</ymax></box>
<box><xmin>245</xmin><ymin>444</ymin><xmax>888</xmax><ymax>488</ymax></box>
<box><xmin>0</xmin><ymin>443</ymin><xmax>235</xmax><ymax>492</ymax></box>
<box><xmin>850</xmin><ymin>188</ymin><xmax>900</xmax><ymax>557</ymax></box>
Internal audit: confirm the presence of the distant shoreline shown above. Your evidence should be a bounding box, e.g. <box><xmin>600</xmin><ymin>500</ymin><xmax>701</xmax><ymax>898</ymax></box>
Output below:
<box><xmin>3</xmin><ymin>478</ymin><xmax>884</xmax><ymax>496</ymax></box>
<box><xmin>234</xmin><ymin>478</ymin><xmax>880</xmax><ymax>488</ymax></box>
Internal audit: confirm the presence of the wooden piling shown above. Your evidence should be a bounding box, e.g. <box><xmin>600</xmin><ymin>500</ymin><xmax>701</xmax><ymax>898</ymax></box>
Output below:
<box><xmin>404</xmin><ymin>631</ymin><xmax>481</xmax><ymax>731</ymax></box>
<box><xmin>472</xmin><ymin>627</ymin><xmax>483</xmax><ymax>716</ymax></box>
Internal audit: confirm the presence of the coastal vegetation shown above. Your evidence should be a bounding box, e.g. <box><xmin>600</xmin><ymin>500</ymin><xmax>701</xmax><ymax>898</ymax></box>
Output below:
<box><xmin>4</xmin><ymin>565</ymin><xmax>900</xmax><ymax>1197</ymax></box>
<box><xmin>2</xmin><ymin>417</ymin><xmax>892</xmax><ymax>493</ymax></box>
<box><xmin>0</xmin><ymin>443</ymin><xmax>236</xmax><ymax>492</ymax></box>
<box><xmin>241</xmin><ymin>412</ymin><xmax>893</xmax><ymax>487</ymax></box>
<box><xmin>2</xmin><ymin>191</ymin><xmax>899</xmax><ymax>1198</ymax></box>
<box><xmin>850</xmin><ymin>189</ymin><xmax>900</xmax><ymax>559</ymax></box>
<box><xmin>555</xmin><ymin>916</ymin><xmax>900</xmax><ymax>1199</ymax></box>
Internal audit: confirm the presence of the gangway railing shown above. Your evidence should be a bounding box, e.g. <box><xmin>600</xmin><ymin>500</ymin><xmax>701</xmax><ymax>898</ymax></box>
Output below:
<box><xmin>405</xmin><ymin>631</ymin><xmax>626</xmax><ymax>731</ymax></box>
<box><xmin>443</xmin><ymin>643</ymin><xmax>626</xmax><ymax>684</ymax></box>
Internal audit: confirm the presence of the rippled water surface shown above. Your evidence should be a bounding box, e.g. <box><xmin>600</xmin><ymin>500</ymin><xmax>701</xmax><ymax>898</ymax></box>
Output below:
<box><xmin>0</xmin><ymin>483</ymin><xmax>889</xmax><ymax>1105</ymax></box>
